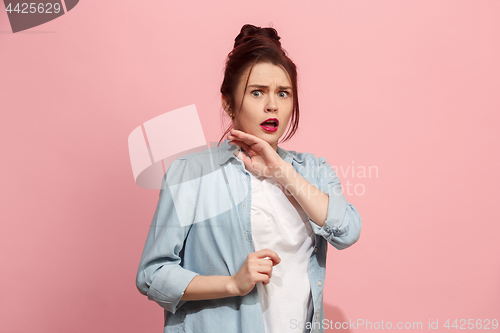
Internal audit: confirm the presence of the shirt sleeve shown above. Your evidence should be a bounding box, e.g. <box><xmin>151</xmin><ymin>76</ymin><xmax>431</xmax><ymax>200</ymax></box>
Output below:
<box><xmin>307</xmin><ymin>155</ymin><xmax>362</xmax><ymax>250</ymax></box>
<box><xmin>135</xmin><ymin>158</ymin><xmax>200</xmax><ymax>314</ymax></box>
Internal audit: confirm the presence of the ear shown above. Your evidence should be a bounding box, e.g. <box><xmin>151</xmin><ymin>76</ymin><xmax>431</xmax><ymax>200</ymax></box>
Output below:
<box><xmin>221</xmin><ymin>95</ymin><xmax>231</xmax><ymax>111</ymax></box>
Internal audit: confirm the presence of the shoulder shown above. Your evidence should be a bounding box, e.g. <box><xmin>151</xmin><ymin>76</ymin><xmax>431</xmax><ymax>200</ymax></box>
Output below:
<box><xmin>281</xmin><ymin>147</ymin><xmax>326</xmax><ymax>169</ymax></box>
<box><xmin>166</xmin><ymin>145</ymin><xmax>224</xmax><ymax>179</ymax></box>
<box><xmin>283</xmin><ymin>148</ymin><xmax>338</xmax><ymax>184</ymax></box>
<box><xmin>177</xmin><ymin>146</ymin><xmax>218</xmax><ymax>163</ymax></box>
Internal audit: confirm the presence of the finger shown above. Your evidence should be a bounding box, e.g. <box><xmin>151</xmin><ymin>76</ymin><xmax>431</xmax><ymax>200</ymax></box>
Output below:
<box><xmin>234</xmin><ymin>151</ymin><xmax>252</xmax><ymax>169</ymax></box>
<box><xmin>230</xmin><ymin>133</ymin><xmax>279</xmax><ymax>163</ymax></box>
<box><xmin>256</xmin><ymin>272</ymin><xmax>272</xmax><ymax>285</ymax></box>
<box><xmin>254</xmin><ymin>264</ymin><xmax>272</xmax><ymax>277</ymax></box>
<box><xmin>229</xmin><ymin>129</ymin><xmax>262</xmax><ymax>147</ymax></box>
<box><xmin>228</xmin><ymin>132</ymin><xmax>276</xmax><ymax>160</ymax></box>
<box><xmin>240</xmin><ymin>142</ymin><xmax>252</xmax><ymax>153</ymax></box>
<box><xmin>254</xmin><ymin>249</ymin><xmax>281</xmax><ymax>265</ymax></box>
<box><xmin>262</xmin><ymin>273</ymin><xmax>272</xmax><ymax>285</ymax></box>
<box><xmin>228</xmin><ymin>139</ymin><xmax>251</xmax><ymax>153</ymax></box>
<box><xmin>258</xmin><ymin>258</ymin><xmax>274</xmax><ymax>267</ymax></box>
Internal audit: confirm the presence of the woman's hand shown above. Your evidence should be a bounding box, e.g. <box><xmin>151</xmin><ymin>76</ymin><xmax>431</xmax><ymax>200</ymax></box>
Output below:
<box><xmin>227</xmin><ymin>129</ymin><xmax>288</xmax><ymax>179</ymax></box>
<box><xmin>228</xmin><ymin>249</ymin><xmax>281</xmax><ymax>297</ymax></box>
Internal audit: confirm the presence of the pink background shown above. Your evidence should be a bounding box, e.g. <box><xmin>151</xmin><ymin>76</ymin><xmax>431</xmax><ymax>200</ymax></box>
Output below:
<box><xmin>1</xmin><ymin>1</ymin><xmax>499</xmax><ymax>332</ymax></box>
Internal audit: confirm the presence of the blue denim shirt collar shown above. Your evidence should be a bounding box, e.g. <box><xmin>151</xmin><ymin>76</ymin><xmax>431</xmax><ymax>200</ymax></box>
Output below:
<box><xmin>218</xmin><ymin>138</ymin><xmax>304</xmax><ymax>166</ymax></box>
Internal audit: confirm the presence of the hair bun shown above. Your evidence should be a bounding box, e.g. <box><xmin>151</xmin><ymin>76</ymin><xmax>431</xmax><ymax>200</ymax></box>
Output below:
<box><xmin>234</xmin><ymin>24</ymin><xmax>281</xmax><ymax>48</ymax></box>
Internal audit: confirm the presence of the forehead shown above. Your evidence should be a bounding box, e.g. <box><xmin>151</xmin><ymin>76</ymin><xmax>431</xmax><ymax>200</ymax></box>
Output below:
<box><xmin>243</xmin><ymin>62</ymin><xmax>291</xmax><ymax>86</ymax></box>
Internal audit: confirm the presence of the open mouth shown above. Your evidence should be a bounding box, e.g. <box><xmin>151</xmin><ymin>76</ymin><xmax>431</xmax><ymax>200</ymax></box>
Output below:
<box><xmin>260</xmin><ymin>119</ymin><xmax>279</xmax><ymax>128</ymax></box>
<box><xmin>260</xmin><ymin>118</ymin><xmax>279</xmax><ymax>132</ymax></box>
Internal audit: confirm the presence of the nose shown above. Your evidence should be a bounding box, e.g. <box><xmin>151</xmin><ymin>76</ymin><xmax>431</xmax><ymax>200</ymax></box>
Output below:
<box><xmin>266</xmin><ymin>94</ymin><xmax>278</xmax><ymax>113</ymax></box>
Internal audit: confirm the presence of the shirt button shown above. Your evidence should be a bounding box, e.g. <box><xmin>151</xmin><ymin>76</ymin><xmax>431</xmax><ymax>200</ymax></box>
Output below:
<box><xmin>314</xmin><ymin>248</ymin><xmax>318</xmax><ymax>253</ymax></box>
<box><xmin>242</xmin><ymin>203</ymin><xmax>245</xmax><ymax>209</ymax></box>
<box><xmin>317</xmin><ymin>280</ymin><xmax>322</xmax><ymax>286</ymax></box>
<box><xmin>243</xmin><ymin>176</ymin><xmax>246</xmax><ymax>182</ymax></box>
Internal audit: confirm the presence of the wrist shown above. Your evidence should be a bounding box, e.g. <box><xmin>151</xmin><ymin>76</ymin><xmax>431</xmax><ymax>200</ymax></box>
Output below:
<box><xmin>275</xmin><ymin>161</ymin><xmax>294</xmax><ymax>185</ymax></box>
<box><xmin>226</xmin><ymin>276</ymin><xmax>239</xmax><ymax>297</ymax></box>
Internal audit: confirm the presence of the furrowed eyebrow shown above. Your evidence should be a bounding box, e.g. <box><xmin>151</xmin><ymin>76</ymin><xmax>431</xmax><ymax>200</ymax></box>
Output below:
<box><xmin>247</xmin><ymin>84</ymin><xmax>292</xmax><ymax>91</ymax></box>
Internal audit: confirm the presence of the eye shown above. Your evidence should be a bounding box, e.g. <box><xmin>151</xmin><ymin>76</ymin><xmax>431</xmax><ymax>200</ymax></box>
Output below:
<box><xmin>279</xmin><ymin>91</ymin><xmax>291</xmax><ymax>98</ymax></box>
<box><xmin>251</xmin><ymin>90</ymin><xmax>263</xmax><ymax>97</ymax></box>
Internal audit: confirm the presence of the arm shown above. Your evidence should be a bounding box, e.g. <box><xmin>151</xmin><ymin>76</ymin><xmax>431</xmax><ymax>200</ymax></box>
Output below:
<box><xmin>276</xmin><ymin>162</ymin><xmax>329</xmax><ymax>227</ymax></box>
<box><xmin>181</xmin><ymin>275</ymin><xmax>234</xmax><ymax>301</ymax></box>
<box><xmin>276</xmin><ymin>155</ymin><xmax>362</xmax><ymax>250</ymax></box>
<box><xmin>182</xmin><ymin>247</ymin><xmax>280</xmax><ymax>301</ymax></box>
<box><xmin>136</xmin><ymin>159</ymin><xmax>279</xmax><ymax>309</ymax></box>
<box><xmin>135</xmin><ymin>158</ymin><xmax>201</xmax><ymax>314</ymax></box>
<box><xmin>226</xmin><ymin>128</ymin><xmax>361</xmax><ymax>251</ymax></box>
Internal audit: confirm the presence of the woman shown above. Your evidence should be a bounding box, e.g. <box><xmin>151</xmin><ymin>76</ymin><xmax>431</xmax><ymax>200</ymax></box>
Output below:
<box><xmin>136</xmin><ymin>24</ymin><xmax>362</xmax><ymax>333</ymax></box>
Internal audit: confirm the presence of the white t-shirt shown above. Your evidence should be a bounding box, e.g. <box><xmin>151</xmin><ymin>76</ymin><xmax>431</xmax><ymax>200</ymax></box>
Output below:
<box><xmin>248</xmin><ymin>167</ymin><xmax>316</xmax><ymax>333</ymax></box>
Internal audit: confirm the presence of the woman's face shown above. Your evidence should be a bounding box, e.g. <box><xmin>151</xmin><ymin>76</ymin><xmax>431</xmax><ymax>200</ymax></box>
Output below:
<box><xmin>224</xmin><ymin>61</ymin><xmax>294</xmax><ymax>151</ymax></box>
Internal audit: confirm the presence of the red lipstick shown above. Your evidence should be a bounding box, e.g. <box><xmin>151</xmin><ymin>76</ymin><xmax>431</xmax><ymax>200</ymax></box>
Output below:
<box><xmin>260</xmin><ymin>118</ymin><xmax>279</xmax><ymax>132</ymax></box>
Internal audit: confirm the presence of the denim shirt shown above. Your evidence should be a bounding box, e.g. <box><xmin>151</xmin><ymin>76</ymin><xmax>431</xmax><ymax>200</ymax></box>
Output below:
<box><xmin>135</xmin><ymin>139</ymin><xmax>362</xmax><ymax>333</ymax></box>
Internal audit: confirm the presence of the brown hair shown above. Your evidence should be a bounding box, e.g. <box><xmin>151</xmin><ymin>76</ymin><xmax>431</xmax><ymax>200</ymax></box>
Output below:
<box><xmin>218</xmin><ymin>24</ymin><xmax>300</xmax><ymax>146</ymax></box>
